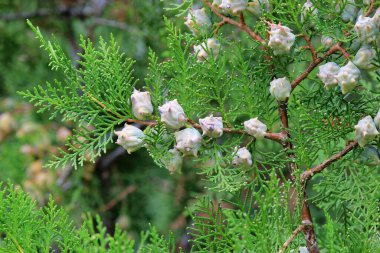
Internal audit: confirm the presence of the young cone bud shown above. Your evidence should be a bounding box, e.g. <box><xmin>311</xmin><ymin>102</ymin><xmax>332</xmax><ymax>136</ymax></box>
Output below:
<box><xmin>219</xmin><ymin>0</ymin><xmax>248</xmax><ymax>15</ymax></box>
<box><xmin>321</xmin><ymin>35</ymin><xmax>334</xmax><ymax>48</ymax></box>
<box><xmin>115</xmin><ymin>124</ymin><xmax>145</xmax><ymax>154</ymax></box>
<box><xmin>317</xmin><ymin>62</ymin><xmax>340</xmax><ymax>90</ymax></box>
<box><xmin>374</xmin><ymin>109</ymin><xmax>380</xmax><ymax>130</ymax></box>
<box><xmin>269</xmin><ymin>77</ymin><xmax>291</xmax><ymax>101</ymax></box>
<box><xmin>194</xmin><ymin>38</ymin><xmax>220</xmax><ymax>61</ymax></box>
<box><xmin>336</xmin><ymin>0</ymin><xmax>358</xmax><ymax>23</ymax></box>
<box><xmin>355</xmin><ymin>145</ymin><xmax>380</xmax><ymax>166</ymax></box>
<box><xmin>354</xmin><ymin>15</ymin><xmax>378</xmax><ymax>44</ymax></box>
<box><xmin>131</xmin><ymin>89</ymin><xmax>153</xmax><ymax>120</ymax></box>
<box><xmin>301</xmin><ymin>0</ymin><xmax>318</xmax><ymax>24</ymax></box>
<box><xmin>373</xmin><ymin>7</ymin><xmax>380</xmax><ymax>27</ymax></box>
<box><xmin>247</xmin><ymin>0</ymin><xmax>270</xmax><ymax>17</ymax></box>
<box><xmin>166</xmin><ymin>149</ymin><xmax>183</xmax><ymax>174</ymax></box>
<box><xmin>199</xmin><ymin>115</ymin><xmax>223</xmax><ymax>138</ymax></box>
<box><xmin>268</xmin><ymin>24</ymin><xmax>295</xmax><ymax>55</ymax></box>
<box><xmin>244</xmin><ymin>118</ymin><xmax>267</xmax><ymax>139</ymax></box>
<box><xmin>354</xmin><ymin>116</ymin><xmax>379</xmax><ymax>147</ymax></box>
<box><xmin>335</xmin><ymin>61</ymin><xmax>360</xmax><ymax>94</ymax></box>
<box><xmin>158</xmin><ymin>99</ymin><xmax>186</xmax><ymax>130</ymax></box>
<box><xmin>232</xmin><ymin>147</ymin><xmax>252</xmax><ymax>167</ymax></box>
<box><xmin>353</xmin><ymin>45</ymin><xmax>376</xmax><ymax>70</ymax></box>
<box><xmin>175</xmin><ymin>128</ymin><xmax>202</xmax><ymax>157</ymax></box>
<box><xmin>184</xmin><ymin>8</ymin><xmax>212</xmax><ymax>35</ymax></box>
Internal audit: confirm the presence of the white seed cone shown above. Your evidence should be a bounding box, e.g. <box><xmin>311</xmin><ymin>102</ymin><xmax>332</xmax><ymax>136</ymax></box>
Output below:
<box><xmin>232</xmin><ymin>147</ymin><xmax>252</xmax><ymax>167</ymax></box>
<box><xmin>158</xmin><ymin>99</ymin><xmax>186</xmax><ymax>130</ymax></box>
<box><xmin>131</xmin><ymin>89</ymin><xmax>153</xmax><ymax>120</ymax></box>
<box><xmin>244</xmin><ymin>117</ymin><xmax>267</xmax><ymax>139</ymax></box>
<box><xmin>354</xmin><ymin>116</ymin><xmax>379</xmax><ymax>147</ymax></box>
<box><xmin>115</xmin><ymin>124</ymin><xmax>145</xmax><ymax>154</ymax></box>
<box><xmin>175</xmin><ymin>128</ymin><xmax>202</xmax><ymax>157</ymax></box>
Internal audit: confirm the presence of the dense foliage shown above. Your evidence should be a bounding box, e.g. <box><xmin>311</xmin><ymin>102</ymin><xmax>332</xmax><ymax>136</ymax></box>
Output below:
<box><xmin>1</xmin><ymin>0</ymin><xmax>380</xmax><ymax>252</ymax></box>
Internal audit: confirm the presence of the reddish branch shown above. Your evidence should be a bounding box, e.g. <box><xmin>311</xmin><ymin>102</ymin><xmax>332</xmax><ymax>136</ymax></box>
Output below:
<box><xmin>98</xmin><ymin>185</ymin><xmax>137</xmax><ymax>212</ymax></box>
<box><xmin>301</xmin><ymin>141</ymin><xmax>359</xmax><ymax>183</ymax></box>
<box><xmin>364</xmin><ymin>0</ymin><xmax>376</xmax><ymax>17</ymax></box>
<box><xmin>202</xmin><ymin>0</ymin><xmax>266</xmax><ymax>44</ymax></box>
<box><xmin>278</xmin><ymin>224</ymin><xmax>307</xmax><ymax>253</ymax></box>
<box><xmin>291</xmin><ymin>43</ymin><xmax>347</xmax><ymax>90</ymax></box>
<box><xmin>126</xmin><ymin>118</ymin><xmax>285</xmax><ymax>143</ymax></box>
<box><xmin>302</xmin><ymin>34</ymin><xmax>317</xmax><ymax>61</ymax></box>
<box><xmin>301</xmin><ymin>192</ymin><xmax>318</xmax><ymax>253</ymax></box>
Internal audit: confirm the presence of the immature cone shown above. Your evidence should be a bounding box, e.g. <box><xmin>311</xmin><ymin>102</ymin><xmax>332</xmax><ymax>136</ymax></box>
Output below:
<box><xmin>356</xmin><ymin>145</ymin><xmax>380</xmax><ymax>166</ymax></box>
<box><xmin>299</xmin><ymin>246</ymin><xmax>309</xmax><ymax>253</ymax></box>
<box><xmin>374</xmin><ymin>109</ymin><xmax>380</xmax><ymax>130</ymax></box>
<box><xmin>194</xmin><ymin>38</ymin><xmax>220</xmax><ymax>61</ymax></box>
<box><xmin>301</xmin><ymin>0</ymin><xmax>318</xmax><ymax>24</ymax></box>
<box><xmin>336</xmin><ymin>0</ymin><xmax>358</xmax><ymax>23</ymax></box>
<box><xmin>219</xmin><ymin>0</ymin><xmax>248</xmax><ymax>15</ymax></box>
<box><xmin>244</xmin><ymin>118</ymin><xmax>267</xmax><ymax>139</ymax></box>
<box><xmin>175</xmin><ymin>128</ymin><xmax>202</xmax><ymax>157</ymax></box>
<box><xmin>354</xmin><ymin>15</ymin><xmax>378</xmax><ymax>44</ymax></box>
<box><xmin>321</xmin><ymin>35</ymin><xmax>334</xmax><ymax>48</ymax></box>
<box><xmin>158</xmin><ymin>99</ymin><xmax>186</xmax><ymax>130</ymax></box>
<box><xmin>354</xmin><ymin>116</ymin><xmax>379</xmax><ymax>147</ymax></box>
<box><xmin>268</xmin><ymin>24</ymin><xmax>295</xmax><ymax>55</ymax></box>
<box><xmin>131</xmin><ymin>89</ymin><xmax>153</xmax><ymax>120</ymax></box>
<box><xmin>353</xmin><ymin>45</ymin><xmax>376</xmax><ymax>70</ymax></box>
<box><xmin>247</xmin><ymin>0</ymin><xmax>270</xmax><ymax>17</ymax></box>
<box><xmin>363</xmin><ymin>0</ymin><xmax>371</xmax><ymax>5</ymax></box>
<box><xmin>0</xmin><ymin>112</ymin><xmax>15</xmax><ymax>135</ymax></box>
<box><xmin>335</xmin><ymin>61</ymin><xmax>361</xmax><ymax>94</ymax></box>
<box><xmin>199</xmin><ymin>115</ymin><xmax>223</xmax><ymax>138</ymax></box>
<box><xmin>184</xmin><ymin>8</ymin><xmax>211</xmax><ymax>35</ymax></box>
<box><xmin>373</xmin><ymin>7</ymin><xmax>380</xmax><ymax>27</ymax></box>
<box><xmin>232</xmin><ymin>147</ymin><xmax>252</xmax><ymax>167</ymax></box>
<box><xmin>269</xmin><ymin>77</ymin><xmax>292</xmax><ymax>101</ymax></box>
<box><xmin>115</xmin><ymin>124</ymin><xmax>145</xmax><ymax>154</ymax></box>
<box><xmin>166</xmin><ymin>149</ymin><xmax>183</xmax><ymax>174</ymax></box>
<box><xmin>317</xmin><ymin>62</ymin><xmax>340</xmax><ymax>90</ymax></box>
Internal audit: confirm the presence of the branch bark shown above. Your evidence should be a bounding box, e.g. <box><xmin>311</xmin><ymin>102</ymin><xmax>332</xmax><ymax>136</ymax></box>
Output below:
<box><xmin>126</xmin><ymin>118</ymin><xmax>286</xmax><ymax>143</ymax></box>
<box><xmin>202</xmin><ymin>0</ymin><xmax>266</xmax><ymax>44</ymax></box>
<box><xmin>291</xmin><ymin>43</ymin><xmax>346</xmax><ymax>90</ymax></box>
<box><xmin>301</xmin><ymin>141</ymin><xmax>358</xmax><ymax>183</ymax></box>
<box><xmin>278</xmin><ymin>224</ymin><xmax>307</xmax><ymax>253</ymax></box>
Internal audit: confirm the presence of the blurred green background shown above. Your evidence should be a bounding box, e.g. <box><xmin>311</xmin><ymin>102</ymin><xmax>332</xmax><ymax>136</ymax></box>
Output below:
<box><xmin>0</xmin><ymin>0</ymin><xmax>201</xmax><ymax>249</ymax></box>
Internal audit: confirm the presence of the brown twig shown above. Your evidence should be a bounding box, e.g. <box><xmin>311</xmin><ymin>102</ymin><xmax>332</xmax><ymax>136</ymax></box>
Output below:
<box><xmin>214</xmin><ymin>20</ymin><xmax>227</xmax><ymax>34</ymax></box>
<box><xmin>98</xmin><ymin>185</ymin><xmax>137</xmax><ymax>212</ymax></box>
<box><xmin>301</xmin><ymin>141</ymin><xmax>358</xmax><ymax>183</ymax></box>
<box><xmin>364</xmin><ymin>0</ymin><xmax>376</xmax><ymax>17</ymax></box>
<box><xmin>278</xmin><ymin>101</ymin><xmax>297</xmax><ymax>173</ymax></box>
<box><xmin>336</xmin><ymin>44</ymin><xmax>350</xmax><ymax>60</ymax></box>
<box><xmin>301</xmin><ymin>192</ymin><xmax>318</xmax><ymax>253</ymax></box>
<box><xmin>291</xmin><ymin>43</ymin><xmax>344</xmax><ymax>90</ymax></box>
<box><xmin>302</xmin><ymin>34</ymin><xmax>317</xmax><ymax>61</ymax></box>
<box><xmin>202</xmin><ymin>0</ymin><xmax>266</xmax><ymax>44</ymax></box>
<box><xmin>278</xmin><ymin>224</ymin><xmax>307</xmax><ymax>253</ymax></box>
<box><xmin>126</xmin><ymin>118</ymin><xmax>285</xmax><ymax>143</ymax></box>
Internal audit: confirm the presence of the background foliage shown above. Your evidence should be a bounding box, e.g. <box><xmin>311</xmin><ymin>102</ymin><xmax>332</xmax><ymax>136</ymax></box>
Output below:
<box><xmin>0</xmin><ymin>0</ymin><xmax>379</xmax><ymax>252</ymax></box>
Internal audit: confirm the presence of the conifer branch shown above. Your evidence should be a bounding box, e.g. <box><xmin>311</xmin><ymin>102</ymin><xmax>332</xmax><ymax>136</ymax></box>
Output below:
<box><xmin>291</xmin><ymin>43</ymin><xmax>345</xmax><ymax>90</ymax></box>
<box><xmin>126</xmin><ymin>118</ymin><xmax>285</xmax><ymax>143</ymax></box>
<box><xmin>6</xmin><ymin>232</ymin><xmax>25</xmax><ymax>253</ymax></box>
<box><xmin>278</xmin><ymin>224</ymin><xmax>306</xmax><ymax>253</ymax></box>
<box><xmin>301</xmin><ymin>193</ymin><xmax>318</xmax><ymax>253</ymax></box>
<box><xmin>302</xmin><ymin>34</ymin><xmax>317</xmax><ymax>61</ymax></box>
<box><xmin>301</xmin><ymin>141</ymin><xmax>359</xmax><ymax>183</ymax></box>
<box><xmin>98</xmin><ymin>185</ymin><xmax>137</xmax><ymax>212</ymax></box>
<box><xmin>364</xmin><ymin>0</ymin><xmax>376</xmax><ymax>17</ymax></box>
<box><xmin>202</xmin><ymin>0</ymin><xmax>266</xmax><ymax>44</ymax></box>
